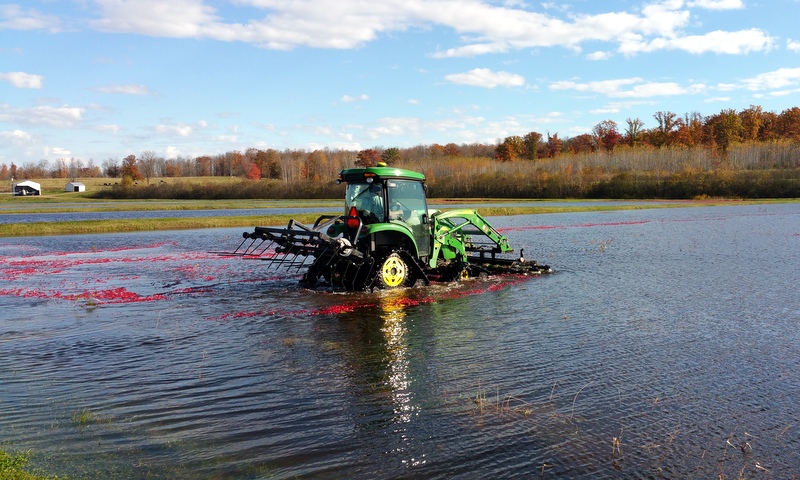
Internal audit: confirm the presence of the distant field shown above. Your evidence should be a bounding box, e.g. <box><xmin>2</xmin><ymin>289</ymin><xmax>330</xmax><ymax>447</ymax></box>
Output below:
<box><xmin>4</xmin><ymin>176</ymin><xmax>244</xmax><ymax>197</ymax></box>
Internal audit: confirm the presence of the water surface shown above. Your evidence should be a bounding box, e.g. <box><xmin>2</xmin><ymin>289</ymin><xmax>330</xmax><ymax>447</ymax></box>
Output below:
<box><xmin>1</xmin><ymin>203</ymin><xmax>798</xmax><ymax>478</ymax></box>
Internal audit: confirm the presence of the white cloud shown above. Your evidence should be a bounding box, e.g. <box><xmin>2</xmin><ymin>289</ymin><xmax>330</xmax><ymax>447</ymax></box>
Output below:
<box><xmin>90</xmin><ymin>0</ymin><xmax>219</xmax><ymax>37</ymax></box>
<box><xmin>586</xmin><ymin>51</ymin><xmax>611</xmax><ymax>61</ymax></box>
<box><xmin>363</xmin><ymin>117</ymin><xmax>422</xmax><ymax>139</ymax></box>
<box><xmin>703</xmin><ymin>67</ymin><xmax>800</xmax><ymax>97</ymax></box>
<box><xmin>340</xmin><ymin>94</ymin><xmax>370</xmax><ymax>103</ymax></box>
<box><xmin>619</xmin><ymin>28</ymin><xmax>774</xmax><ymax>55</ymax></box>
<box><xmin>687</xmin><ymin>0</ymin><xmax>744</xmax><ymax>10</ymax></box>
<box><xmin>715</xmin><ymin>82</ymin><xmax>738</xmax><ymax>91</ymax></box>
<box><xmin>165</xmin><ymin>146</ymin><xmax>181</xmax><ymax>158</ymax></box>
<box><xmin>0</xmin><ymin>5</ymin><xmax>60</xmax><ymax>31</ymax></box>
<box><xmin>424</xmin><ymin>116</ymin><xmax>485</xmax><ymax>132</ymax></box>
<box><xmin>92</xmin><ymin>84</ymin><xmax>152</xmax><ymax>95</ymax></box>
<box><xmin>433</xmin><ymin>43</ymin><xmax>510</xmax><ymax>59</ymax></box>
<box><xmin>51</xmin><ymin>147</ymin><xmax>71</xmax><ymax>156</ymax></box>
<box><xmin>787</xmin><ymin>40</ymin><xmax>800</xmax><ymax>53</ymax></box>
<box><xmin>155</xmin><ymin>124</ymin><xmax>193</xmax><ymax>136</ymax></box>
<box><xmin>0</xmin><ymin>71</ymin><xmax>44</xmax><ymax>89</ymax></box>
<box><xmin>591</xmin><ymin>106</ymin><xmax>622</xmax><ymax>114</ymax></box>
<box><xmin>550</xmin><ymin>77</ymin><xmax>705</xmax><ymax>98</ymax></box>
<box><xmin>769</xmin><ymin>89</ymin><xmax>800</xmax><ymax>97</ymax></box>
<box><xmin>445</xmin><ymin>68</ymin><xmax>525</xmax><ymax>88</ymax></box>
<box><xmin>741</xmin><ymin>68</ymin><xmax>800</xmax><ymax>91</ymax></box>
<box><xmin>1</xmin><ymin>129</ymin><xmax>33</xmax><ymax>143</ymax></box>
<box><xmin>95</xmin><ymin>124</ymin><xmax>120</xmax><ymax>134</ymax></box>
<box><xmin>82</xmin><ymin>0</ymin><xmax>771</xmax><ymax>57</ymax></box>
<box><xmin>0</xmin><ymin>104</ymin><xmax>83</xmax><ymax>128</ymax></box>
<box><xmin>590</xmin><ymin>101</ymin><xmax>650</xmax><ymax>115</ymax></box>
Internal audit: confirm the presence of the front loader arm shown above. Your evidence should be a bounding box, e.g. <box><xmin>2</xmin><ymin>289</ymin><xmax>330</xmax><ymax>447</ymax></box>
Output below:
<box><xmin>428</xmin><ymin>209</ymin><xmax>514</xmax><ymax>268</ymax></box>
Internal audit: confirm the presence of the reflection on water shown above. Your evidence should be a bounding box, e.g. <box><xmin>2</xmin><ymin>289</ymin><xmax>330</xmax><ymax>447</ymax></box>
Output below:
<box><xmin>1</xmin><ymin>203</ymin><xmax>799</xmax><ymax>478</ymax></box>
<box><xmin>378</xmin><ymin>291</ymin><xmax>415</xmax><ymax>427</ymax></box>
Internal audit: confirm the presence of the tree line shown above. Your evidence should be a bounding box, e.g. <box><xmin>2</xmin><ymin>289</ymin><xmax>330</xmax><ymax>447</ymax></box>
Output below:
<box><xmin>2</xmin><ymin>104</ymin><xmax>800</xmax><ymax>199</ymax></box>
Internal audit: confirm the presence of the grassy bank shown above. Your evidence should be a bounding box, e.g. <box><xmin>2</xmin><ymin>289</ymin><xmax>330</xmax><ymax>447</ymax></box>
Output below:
<box><xmin>0</xmin><ymin>199</ymin><xmax>785</xmax><ymax>237</ymax></box>
<box><xmin>0</xmin><ymin>197</ymin><xmax>340</xmax><ymax>215</ymax></box>
<box><xmin>0</xmin><ymin>212</ymin><xmax>325</xmax><ymax>237</ymax></box>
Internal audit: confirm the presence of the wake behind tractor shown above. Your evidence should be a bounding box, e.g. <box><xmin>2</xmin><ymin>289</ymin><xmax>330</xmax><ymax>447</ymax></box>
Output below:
<box><xmin>226</xmin><ymin>164</ymin><xmax>551</xmax><ymax>291</ymax></box>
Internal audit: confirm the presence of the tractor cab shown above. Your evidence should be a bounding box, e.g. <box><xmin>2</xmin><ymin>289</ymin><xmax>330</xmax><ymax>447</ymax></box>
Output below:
<box><xmin>340</xmin><ymin>165</ymin><xmax>431</xmax><ymax>258</ymax></box>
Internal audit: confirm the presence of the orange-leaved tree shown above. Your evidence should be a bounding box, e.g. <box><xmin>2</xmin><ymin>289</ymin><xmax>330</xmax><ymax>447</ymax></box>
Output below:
<box><xmin>121</xmin><ymin>154</ymin><xmax>144</xmax><ymax>181</ymax></box>
<box><xmin>356</xmin><ymin>149</ymin><xmax>381</xmax><ymax>167</ymax></box>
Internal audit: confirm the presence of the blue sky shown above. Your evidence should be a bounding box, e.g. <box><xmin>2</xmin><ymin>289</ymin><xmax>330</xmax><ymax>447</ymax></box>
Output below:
<box><xmin>2</xmin><ymin>0</ymin><xmax>799</xmax><ymax>165</ymax></box>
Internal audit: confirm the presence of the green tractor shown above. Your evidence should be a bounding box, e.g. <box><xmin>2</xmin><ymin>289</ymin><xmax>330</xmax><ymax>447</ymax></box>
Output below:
<box><xmin>228</xmin><ymin>164</ymin><xmax>550</xmax><ymax>290</ymax></box>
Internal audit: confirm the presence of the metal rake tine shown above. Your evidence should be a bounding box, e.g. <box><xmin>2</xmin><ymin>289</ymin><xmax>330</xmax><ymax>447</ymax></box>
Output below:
<box><xmin>293</xmin><ymin>254</ymin><xmax>313</xmax><ymax>272</ymax></box>
<box><xmin>222</xmin><ymin>236</ymin><xmax>253</xmax><ymax>256</ymax></box>
<box><xmin>239</xmin><ymin>237</ymin><xmax>264</xmax><ymax>256</ymax></box>
<box><xmin>233</xmin><ymin>236</ymin><xmax>250</xmax><ymax>254</ymax></box>
<box><xmin>240</xmin><ymin>238</ymin><xmax>259</xmax><ymax>256</ymax></box>
<box><xmin>292</xmin><ymin>246</ymin><xmax>322</xmax><ymax>271</ymax></box>
<box><xmin>250</xmin><ymin>239</ymin><xmax>276</xmax><ymax>257</ymax></box>
<box><xmin>275</xmin><ymin>251</ymin><xmax>302</xmax><ymax>270</ymax></box>
<box><xmin>293</xmin><ymin>244</ymin><xmax>331</xmax><ymax>271</ymax></box>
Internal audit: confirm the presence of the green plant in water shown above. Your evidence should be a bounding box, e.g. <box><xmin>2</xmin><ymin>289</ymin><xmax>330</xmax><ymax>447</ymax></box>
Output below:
<box><xmin>71</xmin><ymin>408</ymin><xmax>96</xmax><ymax>431</ymax></box>
<box><xmin>0</xmin><ymin>449</ymin><xmax>63</xmax><ymax>480</ymax></box>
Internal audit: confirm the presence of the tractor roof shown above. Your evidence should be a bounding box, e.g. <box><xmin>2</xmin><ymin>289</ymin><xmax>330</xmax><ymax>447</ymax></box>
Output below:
<box><xmin>339</xmin><ymin>165</ymin><xmax>425</xmax><ymax>183</ymax></box>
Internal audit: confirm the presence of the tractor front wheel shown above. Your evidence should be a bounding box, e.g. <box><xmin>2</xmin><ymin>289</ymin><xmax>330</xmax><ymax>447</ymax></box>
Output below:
<box><xmin>375</xmin><ymin>253</ymin><xmax>410</xmax><ymax>289</ymax></box>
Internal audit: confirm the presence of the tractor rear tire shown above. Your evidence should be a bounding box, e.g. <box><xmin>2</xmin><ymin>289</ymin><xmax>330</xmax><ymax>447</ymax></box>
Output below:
<box><xmin>375</xmin><ymin>253</ymin><xmax>410</xmax><ymax>289</ymax></box>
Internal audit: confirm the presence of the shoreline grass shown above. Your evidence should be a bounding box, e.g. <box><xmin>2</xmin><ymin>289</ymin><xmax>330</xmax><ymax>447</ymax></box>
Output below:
<box><xmin>0</xmin><ymin>197</ymin><xmax>341</xmax><ymax>214</ymax></box>
<box><xmin>1</xmin><ymin>198</ymin><xmax>793</xmax><ymax>237</ymax></box>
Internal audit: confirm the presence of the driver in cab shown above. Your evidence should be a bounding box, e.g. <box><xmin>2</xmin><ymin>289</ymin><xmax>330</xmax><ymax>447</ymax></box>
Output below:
<box><xmin>357</xmin><ymin>184</ymin><xmax>384</xmax><ymax>223</ymax></box>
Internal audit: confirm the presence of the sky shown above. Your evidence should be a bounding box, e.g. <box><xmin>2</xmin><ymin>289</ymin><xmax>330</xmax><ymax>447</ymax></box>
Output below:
<box><xmin>2</xmin><ymin>0</ymin><xmax>800</xmax><ymax>165</ymax></box>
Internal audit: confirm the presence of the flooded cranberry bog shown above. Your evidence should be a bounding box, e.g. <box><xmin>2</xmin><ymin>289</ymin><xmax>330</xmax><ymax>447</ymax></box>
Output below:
<box><xmin>1</xmin><ymin>203</ymin><xmax>799</xmax><ymax>479</ymax></box>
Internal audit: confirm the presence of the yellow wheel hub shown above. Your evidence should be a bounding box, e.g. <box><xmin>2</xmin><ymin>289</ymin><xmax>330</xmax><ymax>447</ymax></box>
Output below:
<box><xmin>381</xmin><ymin>255</ymin><xmax>407</xmax><ymax>287</ymax></box>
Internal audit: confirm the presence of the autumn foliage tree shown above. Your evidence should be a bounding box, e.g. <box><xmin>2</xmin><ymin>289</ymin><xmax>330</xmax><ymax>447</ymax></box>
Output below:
<box><xmin>567</xmin><ymin>134</ymin><xmax>596</xmax><ymax>154</ymax></box>
<box><xmin>495</xmin><ymin>136</ymin><xmax>524</xmax><ymax>161</ymax></box>
<box><xmin>624</xmin><ymin>118</ymin><xmax>645</xmax><ymax>147</ymax></box>
<box><xmin>592</xmin><ymin>120</ymin><xmax>621</xmax><ymax>152</ymax></box>
<box><xmin>706</xmin><ymin>109</ymin><xmax>743</xmax><ymax>155</ymax></box>
<box><xmin>494</xmin><ymin>142</ymin><xmax>515</xmax><ymax>162</ymax></box>
<box><xmin>356</xmin><ymin>148</ymin><xmax>381</xmax><ymax>167</ymax></box>
<box><xmin>246</xmin><ymin>163</ymin><xmax>261</xmax><ymax>180</ymax></box>
<box><xmin>121</xmin><ymin>155</ymin><xmax>143</xmax><ymax>181</ymax></box>
<box><xmin>303</xmin><ymin>150</ymin><xmax>327</xmax><ymax>181</ymax></box>
<box><xmin>443</xmin><ymin>143</ymin><xmax>461</xmax><ymax>157</ymax></box>
<box><xmin>541</xmin><ymin>132</ymin><xmax>562</xmax><ymax>158</ymax></box>
<box><xmin>522</xmin><ymin>132</ymin><xmax>542</xmax><ymax>161</ymax></box>
<box><xmin>650</xmin><ymin>111</ymin><xmax>680</xmax><ymax>147</ymax></box>
<box><xmin>164</xmin><ymin>160</ymin><xmax>181</xmax><ymax>177</ymax></box>
<box><xmin>674</xmin><ymin>112</ymin><xmax>704</xmax><ymax>147</ymax></box>
<box><xmin>739</xmin><ymin>105</ymin><xmax>763</xmax><ymax>142</ymax></box>
<box><xmin>428</xmin><ymin>144</ymin><xmax>446</xmax><ymax>157</ymax></box>
<box><xmin>778</xmin><ymin>106</ymin><xmax>800</xmax><ymax>140</ymax></box>
<box><xmin>381</xmin><ymin>147</ymin><xmax>400</xmax><ymax>164</ymax></box>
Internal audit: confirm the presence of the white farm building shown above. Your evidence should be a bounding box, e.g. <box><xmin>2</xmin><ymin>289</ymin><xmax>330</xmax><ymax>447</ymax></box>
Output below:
<box><xmin>66</xmin><ymin>181</ymin><xmax>86</xmax><ymax>192</ymax></box>
<box><xmin>13</xmin><ymin>180</ymin><xmax>41</xmax><ymax>196</ymax></box>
